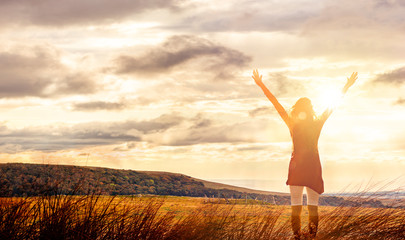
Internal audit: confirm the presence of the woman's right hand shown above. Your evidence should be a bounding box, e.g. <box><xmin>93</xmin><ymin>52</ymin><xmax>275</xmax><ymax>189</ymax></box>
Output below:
<box><xmin>252</xmin><ymin>69</ymin><xmax>263</xmax><ymax>86</ymax></box>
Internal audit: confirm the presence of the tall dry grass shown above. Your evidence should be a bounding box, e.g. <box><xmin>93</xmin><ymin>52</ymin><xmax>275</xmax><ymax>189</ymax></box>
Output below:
<box><xmin>0</xmin><ymin>184</ymin><xmax>404</xmax><ymax>239</ymax></box>
<box><xmin>315</xmin><ymin>189</ymin><xmax>405</xmax><ymax>240</ymax></box>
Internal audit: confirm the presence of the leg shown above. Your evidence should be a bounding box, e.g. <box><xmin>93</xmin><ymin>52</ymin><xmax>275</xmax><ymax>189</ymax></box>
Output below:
<box><xmin>306</xmin><ymin>187</ymin><xmax>320</xmax><ymax>239</ymax></box>
<box><xmin>289</xmin><ymin>186</ymin><xmax>304</xmax><ymax>239</ymax></box>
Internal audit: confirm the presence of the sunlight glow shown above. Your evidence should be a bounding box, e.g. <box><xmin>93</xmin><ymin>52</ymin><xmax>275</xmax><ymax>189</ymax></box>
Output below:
<box><xmin>315</xmin><ymin>88</ymin><xmax>343</xmax><ymax>112</ymax></box>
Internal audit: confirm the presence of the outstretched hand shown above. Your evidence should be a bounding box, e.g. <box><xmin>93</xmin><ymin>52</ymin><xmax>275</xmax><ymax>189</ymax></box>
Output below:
<box><xmin>346</xmin><ymin>72</ymin><xmax>358</xmax><ymax>88</ymax></box>
<box><xmin>252</xmin><ymin>69</ymin><xmax>263</xmax><ymax>86</ymax></box>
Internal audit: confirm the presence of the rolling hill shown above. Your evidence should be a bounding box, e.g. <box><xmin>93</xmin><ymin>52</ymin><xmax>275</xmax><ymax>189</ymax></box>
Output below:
<box><xmin>0</xmin><ymin>163</ymin><xmax>289</xmax><ymax>202</ymax></box>
<box><xmin>0</xmin><ymin>163</ymin><xmax>390</xmax><ymax>208</ymax></box>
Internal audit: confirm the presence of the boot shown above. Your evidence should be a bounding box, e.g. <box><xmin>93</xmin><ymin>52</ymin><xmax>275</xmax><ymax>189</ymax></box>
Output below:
<box><xmin>291</xmin><ymin>205</ymin><xmax>302</xmax><ymax>239</ymax></box>
<box><xmin>308</xmin><ymin>205</ymin><xmax>319</xmax><ymax>239</ymax></box>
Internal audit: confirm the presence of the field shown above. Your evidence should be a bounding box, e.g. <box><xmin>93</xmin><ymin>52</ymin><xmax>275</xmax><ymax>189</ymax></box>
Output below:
<box><xmin>1</xmin><ymin>194</ymin><xmax>404</xmax><ymax>240</ymax></box>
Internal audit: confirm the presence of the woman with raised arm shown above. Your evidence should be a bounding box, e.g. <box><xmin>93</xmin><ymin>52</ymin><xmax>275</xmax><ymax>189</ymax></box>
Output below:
<box><xmin>252</xmin><ymin>70</ymin><xmax>357</xmax><ymax>239</ymax></box>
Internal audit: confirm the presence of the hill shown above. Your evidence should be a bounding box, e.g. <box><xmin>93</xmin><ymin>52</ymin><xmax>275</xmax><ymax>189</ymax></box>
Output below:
<box><xmin>0</xmin><ymin>163</ymin><xmax>391</xmax><ymax>208</ymax></box>
<box><xmin>0</xmin><ymin>163</ymin><xmax>290</xmax><ymax>203</ymax></box>
<box><xmin>143</xmin><ymin>170</ymin><xmax>289</xmax><ymax>196</ymax></box>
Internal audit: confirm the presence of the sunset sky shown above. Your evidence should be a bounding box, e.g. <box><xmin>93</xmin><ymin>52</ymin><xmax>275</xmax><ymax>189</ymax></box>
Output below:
<box><xmin>1</xmin><ymin>0</ymin><xmax>404</xmax><ymax>193</ymax></box>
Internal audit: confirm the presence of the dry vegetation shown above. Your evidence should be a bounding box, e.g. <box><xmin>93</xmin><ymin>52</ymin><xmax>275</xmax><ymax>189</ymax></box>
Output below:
<box><xmin>1</xmin><ymin>192</ymin><xmax>404</xmax><ymax>240</ymax></box>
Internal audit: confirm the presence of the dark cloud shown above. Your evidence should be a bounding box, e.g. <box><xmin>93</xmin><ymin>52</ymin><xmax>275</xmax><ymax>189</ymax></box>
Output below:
<box><xmin>0</xmin><ymin>0</ymin><xmax>182</xmax><ymax>26</ymax></box>
<box><xmin>0</xmin><ymin>46</ymin><xmax>98</xmax><ymax>98</ymax></box>
<box><xmin>73</xmin><ymin>101</ymin><xmax>128</xmax><ymax>111</ymax></box>
<box><xmin>0</xmin><ymin>113</ymin><xmax>184</xmax><ymax>152</ymax></box>
<box><xmin>190</xmin><ymin>114</ymin><xmax>212</xmax><ymax>128</ymax></box>
<box><xmin>0</xmin><ymin>49</ymin><xmax>55</xmax><ymax>97</ymax></box>
<box><xmin>56</xmin><ymin>73</ymin><xmax>98</xmax><ymax>95</ymax></box>
<box><xmin>113</xmin><ymin>35</ymin><xmax>251</xmax><ymax>76</ymax></box>
<box><xmin>112</xmin><ymin>142</ymin><xmax>138</xmax><ymax>152</ymax></box>
<box><xmin>374</xmin><ymin>66</ymin><xmax>405</xmax><ymax>85</ymax></box>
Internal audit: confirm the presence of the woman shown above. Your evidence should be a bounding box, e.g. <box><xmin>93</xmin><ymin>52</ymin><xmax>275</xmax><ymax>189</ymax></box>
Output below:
<box><xmin>252</xmin><ymin>70</ymin><xmax>358</xmax><ymax>239</ymax></box>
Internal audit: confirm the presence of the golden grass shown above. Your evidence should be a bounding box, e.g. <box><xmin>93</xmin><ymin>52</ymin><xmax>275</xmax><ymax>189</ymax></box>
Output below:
<box><xmin>1</xmin><ymin>194</ymin><xmax>404</xmax><ymax>240</ymax></box>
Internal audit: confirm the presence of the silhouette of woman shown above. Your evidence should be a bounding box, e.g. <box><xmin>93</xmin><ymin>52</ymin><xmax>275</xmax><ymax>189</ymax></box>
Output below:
<box><xmin>252</xmin><ymin>70</ymin><xmax>358</xmax><ymax>239</ymax></box>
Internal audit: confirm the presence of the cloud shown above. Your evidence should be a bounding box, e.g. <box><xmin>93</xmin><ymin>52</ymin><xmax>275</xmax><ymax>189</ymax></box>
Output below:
<box><xmin>172</xmin><ymin>0</ymin><xmax>405</xmax><ymax>33</ymax></box>
<box><xmin>171</xmin><ymin>0</ymin><xmax>319</xmax><ymax>32</ymax></box>
<box><xmin>0</xmin><ymin>125</ymin><xmax>139</xmax><ymax>152</ymax></box>
<box><xmin>0</xmin><ymin>0</ymin><xmax>183</xmax><ymax>26</ymax></box>
<box><xmin>176</xmin><ymin>0</ymin><xmax>402</xmax><ymax>33</ymax></box>
<box><xmin>106</xmin><ymin>35</ymin><xmax>253</xmax><ymax>106</ymax></box>
<box><xmin>302</xmin><ymin>0</ymin><xmax>405</xmax><ymax>32</ymax></box>
<box><xmin>144</xmin><ymin>113</ymin><xmax>277</xmax><ymax>146</ymax></box>
<box><xmin>0</xmin><ymin>46</ymin><xmax>98</xmax><ymax>98</ymax></box>
<box><xmin>0</xmin><ymin>48</ymin><xmax>55</xmax><ymax>97</ymax></box>
<box><xmin>150</xmin><ymin>121</ymin><xmax>269</xmax><ymax>146</ymax></box>
<box><xmin>0</xmin><ymin>111</ymin><xmax>278</xmax><ymax>152</ymax></box>
<box><xmin>0</xmin><ymin>113</ymin><xmax>184</xmax><ymax>152</ymax></box>
<box><xmin>112</xmin><ymin>35</ymin><xmax>251</xmax><ymax>77</ymax></box>
<box><xmin>72</xmin><ymin>101</ymin><xmax>129</xmax><ymax>111</ymax></box>
<box><xmin>160</xmin><ymin>0</ymin><xmax>405</xmax><ymax>64</ymax></box>
<box><xmin>121</xmin><ymin>113</ymin><xmax>184</xmax><ymax>134</ymax></box>
<box><xmin>190</xmin><ymin>114</ymin><xmax>212</xmax><ymax>128</ymax></box>
<box><xmin>56</xmin><ymin>73</ymin><xmax>99</xmax><ymax>95</ymax></box>
<box><xmin>267</xmin><ymin>72</ymin><xmax>308</xmax><ymax>97</ymax></box>
<box><xmin>248</xmin><ymin>107</ymin><xmax>274</xmax><ymax>117</ymax></box>
<box><xmin>394</xmin><ymin>98</ymin><xmax>405</xmax><ymax>105</ymax></box>
<box><xmin>374</xmin><ymin>66</ymin><xmax>405</xmax><ymax>85</ymax></box>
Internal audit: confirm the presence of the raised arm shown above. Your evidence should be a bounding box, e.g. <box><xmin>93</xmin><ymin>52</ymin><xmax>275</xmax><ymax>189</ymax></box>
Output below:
<box><xmin>320</xmin><ymin>72</ymin><xmax>358</xmax><ymax>122</ymax></box>
<box><xmin>252</xmin><ymin>69</ymin><xmax>290</xmax><ymax>128</ymax></box>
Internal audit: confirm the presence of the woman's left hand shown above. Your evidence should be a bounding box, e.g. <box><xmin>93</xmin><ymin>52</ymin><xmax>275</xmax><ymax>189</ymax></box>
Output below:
<box><xmin>346</xmin><ymin>72</ymin><xmax>358</xmax><ymax>88</ymax></box>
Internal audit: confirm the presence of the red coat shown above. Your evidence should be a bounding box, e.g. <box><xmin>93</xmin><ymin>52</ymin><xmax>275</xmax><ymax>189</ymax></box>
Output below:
<box><xmin>286</xmin><ymin>119</ymin><xmax>325</xmax><ymax>194</ymax></box>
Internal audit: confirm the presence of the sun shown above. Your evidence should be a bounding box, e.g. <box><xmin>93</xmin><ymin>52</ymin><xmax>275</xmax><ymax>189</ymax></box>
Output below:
<box><xmin>314</xmin><ymin>87</ymin><xmax>343</xmax><ymax>113</ymax></box>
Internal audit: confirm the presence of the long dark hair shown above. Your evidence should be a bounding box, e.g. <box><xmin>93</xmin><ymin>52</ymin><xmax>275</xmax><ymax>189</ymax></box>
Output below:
<box><xmin>290</xmin><ymin>97</ymin><xmax>316</xmax><ymax>121</ymax></box>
